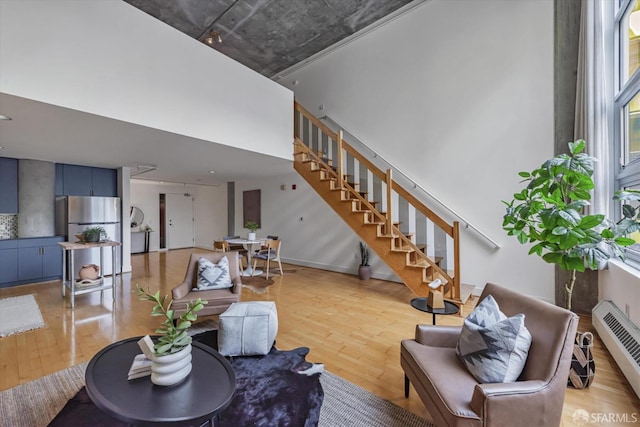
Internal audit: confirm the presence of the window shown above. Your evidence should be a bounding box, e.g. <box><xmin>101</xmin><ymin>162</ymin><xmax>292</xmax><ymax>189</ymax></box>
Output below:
<box><xmin>615</xmin><ymin>0</ymin><xmax>640</xmax><ymax>262</ymax></box>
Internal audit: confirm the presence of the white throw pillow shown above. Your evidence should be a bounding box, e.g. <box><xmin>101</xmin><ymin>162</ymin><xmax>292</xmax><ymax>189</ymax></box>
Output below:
<box><xmin>456</xmin><ymin>295</ymin><xmax>532</xmax><ymax>383</ymax></box>
<box><xmin>194</xmin><ymin>256</ymin><xmax>232</xmax><ymax>290</ymax></box>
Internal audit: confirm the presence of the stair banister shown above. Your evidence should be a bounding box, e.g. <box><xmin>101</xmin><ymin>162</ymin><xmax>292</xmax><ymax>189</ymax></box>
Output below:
<box><xmin>337</xmin><ymin>130</ymin><xmax>344</xmax><ymax>188</ymax></box>
<box><xmin>319</xmin><ymin>114</ymin><xmax>501</xmax><ymax>250</ymax></box>
<box><xmin>453</xmin><ymin>222</ymin><xmax>461</xmax><ymax>299</ymax></box>
<box><xmin>386</xmin><ymin>169</ymin><xmax>393</xmax><ymax>234</ymax></box>
<box><xmin>293</xmin><ymin>100</ymin><xmax>463</xmax><ymax>301</ymax></box>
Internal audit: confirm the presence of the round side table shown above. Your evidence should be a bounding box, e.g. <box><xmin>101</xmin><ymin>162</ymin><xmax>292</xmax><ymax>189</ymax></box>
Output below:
<box><xmin>410</xmin><ymin>298</ymin><xmax>459</xmax><ymax>324</ymax></box>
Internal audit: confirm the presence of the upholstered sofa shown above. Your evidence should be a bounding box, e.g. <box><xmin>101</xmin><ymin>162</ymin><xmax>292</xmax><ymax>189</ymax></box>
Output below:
<box><xmin>401</xmin><ymin>283</ymin><xmax>579</xmax><ymax>427</ymax></box>
<box><xmin>171</xmin><ymin>252</ymin><xmax>242</xmax><ymax>317</ymax></box>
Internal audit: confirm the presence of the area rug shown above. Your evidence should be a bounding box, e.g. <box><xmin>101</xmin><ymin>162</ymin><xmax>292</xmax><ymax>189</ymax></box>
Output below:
<box><xmin>0</xmin><ymin>294</ymin><xmax>46</xmax><ymax>337</ymax></box>
<box><xmin>242</xmin><ymin>276</ymin><xmax>275</xmax><ymax>294</ymax></box>
<box><xmin>0</xmin><ymin>331</ymin><xmax>433</xmax><ymax>427</ymax></box>
<box><xmin>46</xmin><ymin>330</ymin><xmax>322</xmax><ymax>426</ymax></box>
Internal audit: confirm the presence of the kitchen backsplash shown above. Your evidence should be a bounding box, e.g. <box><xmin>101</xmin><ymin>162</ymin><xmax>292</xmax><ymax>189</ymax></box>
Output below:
<box><xmin>0</xmin><ymin>214</ymin><xmax>18</xmax><ymax>239</ymax></box>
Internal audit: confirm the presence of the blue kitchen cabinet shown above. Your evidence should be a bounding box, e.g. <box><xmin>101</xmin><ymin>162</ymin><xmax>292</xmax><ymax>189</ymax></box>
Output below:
<box><xmin>60</xmin><ymin>164</ymin><xmax>117</xmax><ymax>197</ymax></box>
<box><xmin>42</xmin><ymin>241</ymin><xmax>63</xmax><ymax>277</ymax></box>
<box><xmin>62</xmin><ymin>164</ymin><xmax>93</xmax><ymax>196</ymax></box>
<box><xmin>17</xmin><ymin>237</ymin><xmax>63</xmax><ymax>283</ymax></box>
<box><xmin>17</xmin><ymin>245</ymin><xmax>42</xmax><ymax>281</ymax></box>
<box><xmin>55</xmin><ymin>163</ymin><xmax>64</xmax><ymax>196</ymax></box>
<box><xmin>91</xmin><ymin>167</ymin><xmax>117</xmax><ymax>197</ymax></box>
<box><xmin>0</xmin><ymin>157</ymin><xmax>18</xmax><ymax>213</ymax></box>
<box><xmin>0</xmin><ymin>240</ymin><xmax>18</xmax><ymax>286</ymax></box>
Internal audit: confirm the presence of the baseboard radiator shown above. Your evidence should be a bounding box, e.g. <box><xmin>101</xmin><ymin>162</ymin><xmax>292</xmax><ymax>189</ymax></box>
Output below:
<box><xmin>592</xmin><ymin>300</ymin><xmax>640</xmax><ymax>398</ymax></box>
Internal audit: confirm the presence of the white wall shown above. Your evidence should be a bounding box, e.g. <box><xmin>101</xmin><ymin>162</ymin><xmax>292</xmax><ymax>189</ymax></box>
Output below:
<box><xmin>234</xmin><ymin>173</ymin><xmax>397</xmax><ymax>280</ymax></box>
<box><xmin>0</xmin><ymin>0</ymin><xmax>292</xmax><ymax>160</ymax></box>
<box><xmin>130</xmin><ymin>180</ymin><xmax>227</xmax><ymax>252</ymax></box>
<box><xmin>278</xmin><ymin>0</ymin><xmax>555</xmax><ymax>299</ymax></box>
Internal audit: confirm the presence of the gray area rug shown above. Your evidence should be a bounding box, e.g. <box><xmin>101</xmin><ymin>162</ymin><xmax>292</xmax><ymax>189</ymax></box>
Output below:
<box><xmin>0</xmin><ymin>361</ymin><xmax>433</xmax><ymax>427</ymax></box>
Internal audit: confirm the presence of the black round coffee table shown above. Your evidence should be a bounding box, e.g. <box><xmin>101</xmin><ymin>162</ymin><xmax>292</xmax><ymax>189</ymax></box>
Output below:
<box><xmin>410</xmin><ymin>298</ymin><xmax>459</xmax><ymax>324</ymax></box>
<box><xmin>85</xmin><ymin>337</ymin><xmax>236</xmax><ymax>426</ymax></box>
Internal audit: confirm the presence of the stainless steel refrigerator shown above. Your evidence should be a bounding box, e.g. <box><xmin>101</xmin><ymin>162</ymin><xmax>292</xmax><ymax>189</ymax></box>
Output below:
<box><xmin>56</xmin><ymin>196</ymin><xmax>122</xmax><ymax>277</ymax></box>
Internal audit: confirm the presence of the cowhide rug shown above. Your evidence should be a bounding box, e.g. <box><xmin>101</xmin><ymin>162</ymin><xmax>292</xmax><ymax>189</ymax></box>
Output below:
<box><xmin>48</xmin><ymin>330</ymin><xmax>324</xmax><ymax>427</ymax></box>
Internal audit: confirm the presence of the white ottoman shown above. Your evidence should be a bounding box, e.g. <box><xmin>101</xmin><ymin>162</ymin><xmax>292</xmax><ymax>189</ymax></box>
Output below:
<box><xmin>218</xmin><ymin>301</ymin><xmax>278</xmax><ymax>356</ymax></box>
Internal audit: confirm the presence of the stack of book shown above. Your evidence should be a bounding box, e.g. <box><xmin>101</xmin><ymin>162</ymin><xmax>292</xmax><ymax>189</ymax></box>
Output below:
<box><xmin>127</xmin><ymin>354</ymin><xmax>152</xmax><ymax>380</ymax></box>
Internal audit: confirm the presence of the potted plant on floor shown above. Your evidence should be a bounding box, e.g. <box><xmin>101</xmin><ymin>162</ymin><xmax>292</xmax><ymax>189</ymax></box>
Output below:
<box><xmin>137</xmin><ymin>286</ymin><xmax>207</xmax><ymax>386</ymax></box>
<box><xmin>245</xmin><ymin>221</ymin><xmax>259</xmax><ymax>241</ymax></box>
<box><xmin>358</xmin><ymin>242</ymin><xmax>372</xmax><ymax>280</ymax></box>
<box><xmin>502</xmin><ymin>140</ymin><xmax>637</xmax><ymax>310</ymax></box>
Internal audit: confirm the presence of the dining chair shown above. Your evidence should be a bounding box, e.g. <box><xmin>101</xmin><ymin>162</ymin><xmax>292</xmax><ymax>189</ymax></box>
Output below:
<box><xmin>254</xmin><ymin>235</ymin><xmax>279</xmax><ymax>255</ymax></box>
<box><xmin>223</xmin><ymin>235</ymin><xmax>248</xmax><ymax>260</ymax></box>
<box><xmin>213</xmin><ymin>240</ymin><xmax>244</xmax><ymax>270</ymax></box>
<box><xmin>252</xmin><ymin>239</ymin><xmax>283</xmax><ymax>279</ymax></box>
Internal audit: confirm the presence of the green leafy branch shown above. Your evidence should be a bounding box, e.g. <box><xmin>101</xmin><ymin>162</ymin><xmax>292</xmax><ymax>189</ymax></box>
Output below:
<box><xmin>503</xmin><ymin>140</ymin><xmax>636</xmax><ymax>310</ymax></box>
<box><xmin>137</xmin><ymin>286</ymin><xmax>207</xmax><ymax>355</ymax></box>
<box><xmin>244</xmin><ymin>221</ymin><xmax>259</xmax><ymax>232</ymax></box>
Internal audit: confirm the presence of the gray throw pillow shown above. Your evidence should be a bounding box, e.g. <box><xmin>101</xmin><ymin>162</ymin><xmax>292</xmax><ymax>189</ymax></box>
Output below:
<box><xmin>194</xmin><ymin>256</ymin><xmax>232</xmax><ymax>290</ymax></box>
<box><xmin>456</xmin><ymin>294</ymin><xmax>532</xmax><ymax>383</ymax></box>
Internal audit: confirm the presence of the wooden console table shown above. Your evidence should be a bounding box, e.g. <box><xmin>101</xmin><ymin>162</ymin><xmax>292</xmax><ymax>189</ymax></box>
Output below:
<box><xmin>58</xmin><ymin>241</ymin><xmax>120</xmax><ymax>309</ymax></box>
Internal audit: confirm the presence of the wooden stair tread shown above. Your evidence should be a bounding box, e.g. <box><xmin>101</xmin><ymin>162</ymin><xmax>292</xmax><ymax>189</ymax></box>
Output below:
<box><xmin>392</xmin><ymin>245</ymin><xmax>414</xmax><ymax>253</ymax></box>
<box><xmin>294</xmin><ymin>138</ymin><xmax>460</xmax><ymax>303</ymax></box>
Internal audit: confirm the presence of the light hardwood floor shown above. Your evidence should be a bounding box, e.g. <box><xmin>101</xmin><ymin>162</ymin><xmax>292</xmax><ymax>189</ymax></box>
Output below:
<box><xmin>1</xmin><ymin>249</ymin><xmax>639</xmax><ymax>426</ymax></box>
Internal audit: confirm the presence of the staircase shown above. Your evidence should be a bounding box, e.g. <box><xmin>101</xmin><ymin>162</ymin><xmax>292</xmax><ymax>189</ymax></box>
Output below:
<box><xmin>293</xmin><ymin>101</ymin><xmax>462</xmax><ymax>303</ymax></box>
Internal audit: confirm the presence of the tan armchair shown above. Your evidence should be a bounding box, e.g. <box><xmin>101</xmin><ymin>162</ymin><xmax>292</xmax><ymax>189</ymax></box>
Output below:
<box><xmin>171</xmin><ymin>252</ymin><xmax>242</xmax><ymax>317</ymax></box>
<box><xmin>401</xmin><ymin>283</ymin><xmax>579</xmax><ymax>427</ymax></box>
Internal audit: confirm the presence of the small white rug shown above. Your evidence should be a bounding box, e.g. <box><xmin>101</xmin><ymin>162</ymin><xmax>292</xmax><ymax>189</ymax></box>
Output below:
<box><xmin>0</xmin><ymin>294</ymin><xmax>46</xmax><ymax>337</ymax></box>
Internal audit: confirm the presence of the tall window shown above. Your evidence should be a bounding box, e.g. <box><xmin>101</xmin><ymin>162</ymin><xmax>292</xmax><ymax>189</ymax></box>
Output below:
<box><xmin>615</xmin><ymin>0</ymin><xmax>640</xmax><ymax>262</ymax></box>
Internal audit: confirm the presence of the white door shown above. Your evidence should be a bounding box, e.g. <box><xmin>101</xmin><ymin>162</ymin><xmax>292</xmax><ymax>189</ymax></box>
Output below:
<box><xmin>165</xmin><ymin>193</ymin><xmax>194</xmax><ymax>249</ymax></box>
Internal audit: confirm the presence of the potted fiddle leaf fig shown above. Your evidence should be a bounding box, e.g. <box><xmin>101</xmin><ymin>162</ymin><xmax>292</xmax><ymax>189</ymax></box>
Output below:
<box><xmin>503</xmin><ymin>140</ymin><xmax>636</xmax><ymax>310</ymax></box>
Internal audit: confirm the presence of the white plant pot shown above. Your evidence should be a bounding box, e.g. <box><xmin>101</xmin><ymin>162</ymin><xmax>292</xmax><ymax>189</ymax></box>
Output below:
<box><xmin>248</xmin><ymin>232</ymin><xmax>257</xmax><ymax>241</ymax></box>
<box><xmin>150</xmin><ymin>344</ymin><xmax>192</xmax><ymax>386</ymax></box>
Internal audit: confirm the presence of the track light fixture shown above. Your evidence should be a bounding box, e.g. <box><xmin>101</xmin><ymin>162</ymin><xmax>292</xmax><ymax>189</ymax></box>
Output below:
<box><xmin>204</xmin><ymin>31</ymin><xmax>222</xmax><ymax>45</ymax></box>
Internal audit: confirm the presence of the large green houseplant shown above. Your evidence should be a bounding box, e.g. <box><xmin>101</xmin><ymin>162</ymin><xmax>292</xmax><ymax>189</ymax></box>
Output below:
<box><xmin>503</xmin><ymin>140</ymin><xmax>638</xmax><ymax>310</ymax></box>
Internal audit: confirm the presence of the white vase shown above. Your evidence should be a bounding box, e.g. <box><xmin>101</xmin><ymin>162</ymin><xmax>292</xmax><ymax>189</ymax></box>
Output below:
<box><xmin>248</xmin><ymin>232</ymin><xmax>257</xmax><ymax>241</ymax></box>
<box><xmin>150</xmin><ymin>344</ymin><xmax>192</xmax><ymax>386</ymax></box>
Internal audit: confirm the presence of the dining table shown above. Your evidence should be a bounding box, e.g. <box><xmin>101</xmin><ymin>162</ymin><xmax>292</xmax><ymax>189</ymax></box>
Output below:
<box><xmin>225</xmin><ymin>238</ymin><xmax>265</xmax><ymax>276</ymax></box>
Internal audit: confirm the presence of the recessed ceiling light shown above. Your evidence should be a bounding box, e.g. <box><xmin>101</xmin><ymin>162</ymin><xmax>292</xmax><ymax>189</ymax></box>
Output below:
<box><xmin>0</xmin><ymin>115</ymin><xmax>12</xmax><ymax>120</ymax></box>
<box><xmin>0</xmin><ymin>146</ymin><xmax>4</xmax><ymax>149</ymax></box>
<box><xmin>208</xmin><ymin>170</ymin><xmax>216</xmax><ymax>174</ymax></box>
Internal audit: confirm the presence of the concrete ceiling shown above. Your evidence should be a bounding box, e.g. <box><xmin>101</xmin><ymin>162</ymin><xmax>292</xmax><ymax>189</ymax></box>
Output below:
<box><xmin>0</xmin><ymin>1</ymin><xmax>419</xmax><ymax>187</ymax></box>
<box><xmin>124</xmin><ymin>0</ymin><xmax>416</xmax><ymax>77</ymax></box>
